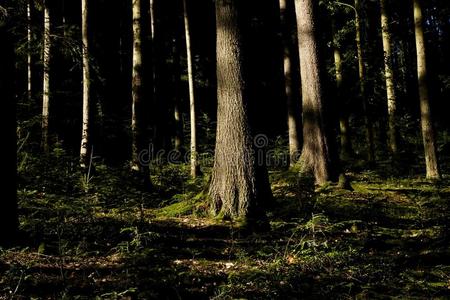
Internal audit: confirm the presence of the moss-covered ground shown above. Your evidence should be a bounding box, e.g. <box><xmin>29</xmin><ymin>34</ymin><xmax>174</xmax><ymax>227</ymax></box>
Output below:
<box><xmin>2</xmin><ymin>157</ymin><xmax>450</xmax><ymax>299</ymax></box>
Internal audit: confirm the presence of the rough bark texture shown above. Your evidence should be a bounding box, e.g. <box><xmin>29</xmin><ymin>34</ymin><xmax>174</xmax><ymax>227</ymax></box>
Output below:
<box><xmin>279</xmin><ymin>0</ymin><xmax>301</xmax><ymax>166</ymax></box>
<box><xmin>355</xmin><ymin>0</ymin><xmax>375</xmax><ymax>164</ymax></box>
<box><xmin>380</xmin><ymin>0</ymin><xmax>398</xmax><ymax>155</ymax></box>
<box><xmin>294</xmin><ymin>0</ymin><xmax>331</xmax><ymax>185</ymax></box>
<box><xmin>131</xmin><ymin>0</ymin><xmax>144</xmax><ymax>172</ymax></box>
<box><xmin>209</xmin><ymin>0</ymin><xmax>271</xmax><ymax>220</ymax></box>
<box><xmin>413</xmin><ymin>0</ymin><xmax>440</xmax><ymax>179</ymax></box>
<box><xmin>183</xmin><ymin>0</ymin><xmax>199</xmax><ymax>177</ymax></box>
<box><xmin>332</xmin><ymin>19</ymin><xmax>352</xmax><ymax>160</ymax></box>
<box><xmin>80</xmin><ymin>0</ymin><xmax>90</xmax><ymax>168</ymax></box>
<box><xmin>41</xmin><ymin>0</ymin><xmax>51</xmax><ymax>153</ymax></box>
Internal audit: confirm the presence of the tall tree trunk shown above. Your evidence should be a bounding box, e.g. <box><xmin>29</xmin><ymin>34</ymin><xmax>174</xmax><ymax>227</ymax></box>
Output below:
<box><xmin>41</xmin><ymin>0</ymin><xmax>51</xmax><ymax>153</ymax></box>
<box><xmin>183</xmin><ymin>0</ymin><xmax>199</xmax><ymax>177</ymax></box>
<box><xmin>80</xmin><ymin>0</ymin><xmax>90</xmax><ymax>168</ymax></box>
<box><xmin>355</xmin><ymin>0</ymin><xmax>375</xmax><ymax>164</ymax></box>
<box><xmin>172</xmin><ymin>37</ymin><xmax>184</xmax><ymax>152</ymax></box>
<box><xmin>380</xmin><ymin>0</ymin><xmax>398</xmax><ymax>155</ymax></box>
<box><xmin>332</xmin><ymin>19</ymin><xmax>352</xmax><ymax>160</ymax></box>
<box><xmin>149</xmin><ymin>0</ymin><xmax>156</xmax><ymax>97</ymax></box>
<box><xmin>131</xmin><ymin>0</ymin><xmax>144</xmax><ymax>172</ymax></box>
<box><xmin>27</xmin><ymin>0</ymin><xmax>32</xmax><ymax>101</ymax></box>
<box><xmin>279</xmin><ymin>0</ymin><xmax>301</xmax><ymax>166</ymax></box>
<box><xmin>294</xmin><ymin>0</ymin><xmax>331</xmax><ymax>185</ymax></box>
<box><xmin>209</xmin><ymin>0</ymin><xmax>271</xmax><ymax>221</ymax></box>
<box><xmin>413</xmin><ymin>0</ymin><xmax>440</xmax><ymax>179</ymax></box>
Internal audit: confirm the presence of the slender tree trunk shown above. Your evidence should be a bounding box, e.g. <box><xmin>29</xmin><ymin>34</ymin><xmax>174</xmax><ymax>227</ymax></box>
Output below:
<box><xmin>332</xmin><ymin>19</ymin><xmax>352</xmax><ymax>160</ymax></box>
<box><xmin>294</xmin><ymin>0</ymin><xmax>331</xmax><ymax>185</ymax></box>
<box><xmin>62</xmin><ymin>0</ymin><xmax>67</xmax><ymax>37</ymax></box>
<box><xmin>41</xmin><ymin>0</ymin><xmax>51</xmax><ymax>153</ymax></box>
<box><xmin>131</xmin><ymin>0</ymin><xmax>144</xmax><ymax>172</ymax></box>
<box><xmin>355</xmin><ymin>0</ymin><xmax>375</xmax><ymax>164</ymax></box>
<box><xmin>209</xmin><ymin>0</ymin><xmax>271</xmax><ymax>220</ymax></box>
<box><xmin>80</xmin><ymin>0</ymin><xmax>90</xmax><ymax>168</ymax></box>
<box><xmin>183</xmin><ymin>0</ymin><xmax>199</xmax><ymax>177</ymax></box>
<box><xmin>413</xmin><ymin>0</ymin><xmax>440</xmax><ymax>179</ymax></box>
<box><xmin>172</xmin><ymin>38</ymin><xmax>184</xmax><ymax>152</ymax></box>
<box><xmin>149</xmin><ymin>0</ymin><xmax>156</xmax><ymax>97</ymax></box>
<box><xmin>380</xmin><ymin>0</ymin><xmax>398</xmax><ymax>155</ymax></box>
<box><xmin>279</xmin><ymin>0</ymin><xmax>301</xmax><ymax>166</ymax></box>
<box><xmin>27</xmin><ymin>0</ymin><xmax>32</xmax><ymax>101</ymax></box>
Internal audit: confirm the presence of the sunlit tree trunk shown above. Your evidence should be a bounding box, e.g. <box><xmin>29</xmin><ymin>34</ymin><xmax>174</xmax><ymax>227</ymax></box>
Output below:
<box><xmin>210</xmin><ymin>0</ymin><xmax>271</xmax><ymax>221</ymax></box>
<box><xmin>27</xmin><ymin>0</ymin><xmax>32</xmax><ymax>101</ymax></box>
<box><xmin>413</xmin><ymin>0</ymin><xmax>440</xmax><ymax>179</ymax></box>
<box><xmin>332</xmin><ymin>19</ymin><xmax>352</xmax><ymax>160</ymax></box>
<box><xmin>131</xmin><ymin>0</ymin><xmax>145</xmax><ymax>172</ymax></box>
<box><xmin>294</xmin><ymin>0</ymin><xmax>331</xmax><ymax>185</ymax></box>
<box><xmin>41</xmin><ymin>0</ymin><xmax>51</xmax><ymax>153</ymax></box>
<box><xmin>355</xmin><ymin>0</ymin><xmax>375</xmax><ymax>164</ymax></box>
<box><xmin>380</xmin><ymin>0</ymin><xmax>398</xmax><ymax>155</ymax></box>
<box><xmin>279</xmin><ymin>0</ymin><xmax>301</xmax><ymax>166</ymax></box>
<box><xmin>80</xmin><ymin>0</ymin><xmax>90</xmax><ymax>168</ymax></box>
<box><xmin>183</xmin><ymin>0</ymin><xmax>199</xmax><ymax>177</ymax></box>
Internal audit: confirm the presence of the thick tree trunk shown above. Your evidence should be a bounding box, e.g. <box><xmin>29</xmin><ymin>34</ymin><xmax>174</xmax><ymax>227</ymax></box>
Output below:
<box><xmin>80</xmin><ymin>0</ymin><xmax>90</xmax><ymax>168</ymax></box>
<box><xmin>27</xmin><ymin>0</ymin><xmax>32</xmax><ymax>101</ymax></box>
<box><xmin>209</xmin><ymin>0</ymin><xmax>271</xmax><ymax>220</ymax></box>
<box><xmin>413</xmin><ymin>0</ymin><xmax>440</xmax><ymax>179</ymax></box>
<box><xmin>380</xmin><ymin>0</ymin><xmax>398</xmax><ymax>155</ymax></box>
<box><xmin>41</xmin><ymin>0</ymin><xmax>51</xmax><ymax>153</ymax></box>
<box><xmin>279</xmin><ymin>0</ymin><xmax>301</xmax><ymax>166</ymax></box>
<box><xmin>294</xmin><ymin>0</ymin><xmax>331</xmax><ymax>185</ymax></box>
<box><xmin>332</xmin><ymin>19</ymin><xmax>352</xmax><ymax>160</ymax></box>
<box><xmin>355</xmin><ymin>0</ymin><xmax>375</xmax><ymax>164</ymax></box>
<box><xmin>183</xmin><ymin>0</ymin><xmax>199</xmax><ymax>177</ymax></box>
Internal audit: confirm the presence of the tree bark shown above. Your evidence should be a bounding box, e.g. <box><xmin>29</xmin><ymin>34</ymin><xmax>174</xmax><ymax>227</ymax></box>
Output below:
<box><xmin>332</xmin><ymin>19</ymin><xmax>352</xmax><ymax>160</ymax></box>
<box><xmin>413</xmin><ymin>0</ymin><xmax>440</xmax><ymax>179</ymax></box>
<box><xmin>294</xmin><ymin>0</ymin><xmax>331</xmax><ymax>185</ymax></box>
<box><xmin>279</xmin><ymin>0</ymin><xmax>301</xmax><ymax>166</ymax></box>
<box><xmin>41</xmin><ymin>0</ymin><xmax>51</xmax><ymax>153</ymax></box>
<box><xmin>80</xmin><ymin>0</ymin><xmax>90</xmax><ymax>168</ymax></box>
<box><xmin>183</xmin><ymin>0</ymin><xmax>199</xmax><ymax>177</ymax></box>
<box><xmin>209</xmin><ymin>0</ymin><xmax>271</xmax><ymax>221</ymax></box>
<box><xmin>380</xmin><ymin>0</ymin><xmax>398</xmax><ymax>155</ymax></box>
<box><xmin>172</xmin><ymin>37</ymin><xmax>184</xmax><ymax>152</ymax></box>
<box><xmin>27</xmin><ymin>0</ymin><xmax>32</xmax><ymax>101</ymax></box>
<box><xmin>131</xmin><ymin>0</ymin><xmax>145</xmax><ymax>172</ymax></box>
<box><xmin>355</xmin><ymin>0</ymin><xmax>375</xmax><ymax>164</ymax></box>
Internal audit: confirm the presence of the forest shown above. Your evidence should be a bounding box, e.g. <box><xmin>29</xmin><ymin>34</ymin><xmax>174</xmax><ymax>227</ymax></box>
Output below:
<box><xmin>1</xmin><ymin>0</ymin><xmax>450</xmax><ymax>298</ymax></box>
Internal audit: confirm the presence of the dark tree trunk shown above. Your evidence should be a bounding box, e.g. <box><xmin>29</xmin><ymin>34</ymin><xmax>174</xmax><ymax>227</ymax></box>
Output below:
<box><xmin>331</xmin><ymin>19</ymin><xmax>353</xmax><ymax>160</ymax></box>
<box><xmin>355</xmin><ymin>0</ymin><xmax>376</xmax><ymax>164</ymax></box>
<box><xmin>172</xmin><ymin>37</ymin><xmax>184</xmax><ymax>153</ymax></box>
<box><xmin>209</xmin><ymin>0</ymin><xmax>272</xmax><ymax>221</ymax></box>
<box><xmin>0</xmin><ymin>20</ymin><xmax>18</xmax><ymax>244</ymax></box>
<box><xmin>279</xmin><ymin>0</ymin><xmax>302</xmax><ymax>166</ymax></box>
<box><xmin>294</xmin><ymin>0</ymin><xmax>331</xmax><ymax>185</ymax></box>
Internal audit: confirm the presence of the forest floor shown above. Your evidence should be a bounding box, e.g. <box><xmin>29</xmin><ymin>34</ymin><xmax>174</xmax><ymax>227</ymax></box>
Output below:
<box><xmin>2</xmin><ymin>157</ymin><xmax>450</xmax><ymax>299</ymax></box>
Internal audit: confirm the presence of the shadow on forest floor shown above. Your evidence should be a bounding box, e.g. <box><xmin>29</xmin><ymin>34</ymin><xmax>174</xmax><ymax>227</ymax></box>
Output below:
<box><xmin>2</xmin><ymin>165</ymin><xmax>450</xmax><ymax>299</ymax></box>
